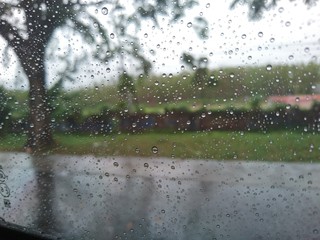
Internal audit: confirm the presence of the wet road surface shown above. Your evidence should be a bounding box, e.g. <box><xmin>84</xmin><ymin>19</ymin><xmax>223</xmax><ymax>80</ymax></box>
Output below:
<box><xmin>0</xmin><ymin>152</ymin><xmax>319</xmax><ymax>239</ymax></box>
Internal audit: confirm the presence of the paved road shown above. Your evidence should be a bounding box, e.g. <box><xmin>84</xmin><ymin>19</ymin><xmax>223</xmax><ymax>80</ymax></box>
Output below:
<box><xmin>0</xmin><ymin>152</ymin><xmax>319</xmax><ymax>240</ymax></box>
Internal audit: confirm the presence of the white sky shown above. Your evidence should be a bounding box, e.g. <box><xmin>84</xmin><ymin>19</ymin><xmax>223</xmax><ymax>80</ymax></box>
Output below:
<box><xmin>0</xmin><ymin>0</ymin><xmax>319</xmax><ymax>89</ymax></box>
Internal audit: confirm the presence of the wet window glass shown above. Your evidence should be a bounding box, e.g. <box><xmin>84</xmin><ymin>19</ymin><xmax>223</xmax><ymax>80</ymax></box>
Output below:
<box><xmin>0</xmin><ymin>0</ymin><xmax>319</xmax><ymax>239</ymax></box>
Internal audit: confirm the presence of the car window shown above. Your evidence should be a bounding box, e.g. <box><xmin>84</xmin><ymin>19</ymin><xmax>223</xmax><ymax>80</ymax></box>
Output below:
<box><xmin>0</xmin><ymin>0</ymin><xmax>319</xmax><ymax>239</ymax></box>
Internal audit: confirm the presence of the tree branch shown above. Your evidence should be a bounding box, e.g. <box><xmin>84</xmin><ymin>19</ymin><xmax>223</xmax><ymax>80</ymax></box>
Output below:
<box><xmin>0</xmin><ymin>19</ymin><xmax>22</xmax><ymax>49</ymax></box>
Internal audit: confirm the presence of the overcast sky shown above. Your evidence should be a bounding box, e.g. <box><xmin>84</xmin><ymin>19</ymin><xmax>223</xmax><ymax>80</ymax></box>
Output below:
<box><xmin>0</xmin><ymin>0</ymin><xmax>319</xmax><ymax>89</ymax></box>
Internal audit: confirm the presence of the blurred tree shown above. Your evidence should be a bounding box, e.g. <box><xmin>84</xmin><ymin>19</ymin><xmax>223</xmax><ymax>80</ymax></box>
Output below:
<box><xmin>0</xmin><ymin>0</ymin><xmax>206</xmax><ymax>152</ymax></box>
<box><xmin>117</xmin><ymin>72</ymin><xmax>138</xmax><ymax>112</ymax></box>
<box><xmin>0</xmin><ymin>86</ymin><xmax>10</xmax><ymax>136</ymax></box>
<box><xmin>181</xmin><ymin>53</ymin><xmax>209</xmax><ymax>99</ymax></box>
<box><xmin>231</xmin><ymin>0</ymin><xmax>317</xmax><ymax>19</ymax></box>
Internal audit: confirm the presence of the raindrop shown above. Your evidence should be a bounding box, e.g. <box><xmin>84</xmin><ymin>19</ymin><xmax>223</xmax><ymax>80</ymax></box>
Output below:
<box><xmin>144</xmin><ymin>163</ymin><xmax>149</xmax><ymax>168</ymax></box>
<box><xmin>266</xmin><ymin>65</ymin><xmax>272</xmax><ymax>71</ymax></box>
<box><xmin>313</xmin><ymin>229</ymin><xmax>319</xmax><ymax>234</ymax></box>
<box><xmin>110</xmin><ymin>33</ymin><xmax>115</xmax><ymax>39</ymax></box>
<box><xmin>113</xmin><ymin>162</ymin><xmax>119</xmax><ymax>167</ymax></box>
<box><xmin>288</xmin><ymin>55</ymin><xmax>294</xmax><ymax>60</ymax></box>
<box><xmin>270</xmin><ymin>38</ymin><xmax>275</xmax><ymax>43</ymax></box>
<box><xmin>135</xmin><ymin>148</ymin><xmax>140</xmax><ymax>153</ymax></box>
<box><xmin>155</xmin><ymin>81</ymin><xmax>159</xmax><ymax>86</ymax></box>
<box><xmin>258</xmin><ymin>32</ymin><xmax>263</xmax><ymax>37</ymax></box>
<box><xmin>241</xmin><ymin>34</ymin><xmax>246</xmax><ymax>39</ymax></box>
<box><xmin>295</xmin><ymin>97</ymin><xmax>300</xmax><ymax>102</ymax></box>
<box><xmin>206</xmin><ymin>3</ymin><xmax>210</xmax><ymax>8</ymax></box>
<box><xmin>144</xmin><ymin>33</ymin><xmax>148</xmax><ymax>38</ymax></box>
<box><xmin>101</xmin><ymin>7</ymin><xmax>108</xmax><ymax>15</ymax></box>
<box><xmin>171</xmin><ymin>165</ymin><xmax>175</xmax><ymax>170</ymax></box>
<box><xmin>278</xmin><ymin>7</ymin><xmax>284</xmax><ymax>13</ymax></box>
<box><xmin>304</xmin><ymin>47</ymin><xmax>310</xmax><ymax>53</ymax></box>
<box><xmin>229</xmin><ymin>73</ymin><xmax>235</xmax><ymax>78</ymax></box>
<box><xmin>187</xmin><ymin>22</ymin><xmax>192</xmax><ymax>28</ymax></box>
<box><xmin>152</xmin><ymin>146</ymin><xmax>158</xmax><ymax>154</ymax></box>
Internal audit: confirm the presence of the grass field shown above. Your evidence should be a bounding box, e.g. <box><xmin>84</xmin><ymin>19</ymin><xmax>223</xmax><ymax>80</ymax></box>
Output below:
<box><xmin>0</xmin><ymin>131</ymin><xmax>319</xmax><ymax>162</ymax></box>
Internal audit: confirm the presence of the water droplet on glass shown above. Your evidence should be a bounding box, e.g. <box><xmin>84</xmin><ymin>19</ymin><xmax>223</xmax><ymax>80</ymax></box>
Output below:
<box><xmin>110</xmin><ymin>33</ymin><xmax>115</xmax><ymax>39</ymax></box>
<box><xmin>187</xmin><ymin>22</ymin><xmax>192</xmax><ymax>28</ymax></box>
<box><xmin>155</xmin><ymin>81</ymin><xmax>159</xmax><ymax>86</ymax></box>
<box><xmin>135</xmin><ymin>148</ymin><xmax>140</xmax><ymax>153</ymax></box>
<box><xmin>278</xmin><ymin>7</ymin><xmax>284</xmax><ymax>13</ymax></box>
<box><xmin>152</xmin><ymin>146</ymin><xmax>158</xmax><ymax>154</ymax></box>
<box><xmin>270</xmin><ymin>38</ymin><xmax>275</xmax><ymax>43</ymax></box>
<box><xmin>266</xmin><ymin>65</ymin><xmax>272</xmax><ymax>71</ymax></box>
<box><xmin>241</xmin><ymin>34</ymin><xmax>246</xmax><ymax>39</ymax></box>
<box><xmin>206</xmin><ymin>3</ymin><xmax>210</xmax><ymax>8</ymax></box>
<box><xmin>144</xmin><ymin>33</ymin><xmax>148</xmax><ymax>38</ymax></box>
<box><xmin>113</xmin><ymin>162</ymin><xmax>119</xmax><ymax>167</ymax></box>
<box><xmin>258</xmin><ymin>32</ymin><xmax>263</xmax><ymax>37</ymax></box>
<box><xmin>304</xmin><ymin>47</ymin><xmax>310</xmax><ymax>53</ymax></box>
<box><xmin>288</xmin><ymin>55</ymin><xmax>294</xmax><ymax>60</ymax></box>
<box><xmin>144</xmin><ymin>163</ymin><xmax>149</xmax><ymax>168</ymax></box>
<box><xmin>285</xmin><ymin>21</ymin><xmax>291</xmax><ymax>27</ymax></box>
<box><xmin>101</xmin><ymin>7</ymin><xmax>108</xmax><ymax>15</ymax></box>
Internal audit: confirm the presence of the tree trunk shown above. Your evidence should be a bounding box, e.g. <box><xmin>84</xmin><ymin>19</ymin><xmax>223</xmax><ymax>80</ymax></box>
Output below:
<box><xmin>27</xmin><ymin>70</ymin><xmax>54</xmax><ymax>153</ymax></box>
<box><xmin>18</xmin><ymin>45</ymin><xmax>54</xmax><ymax>153</ymax></box>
